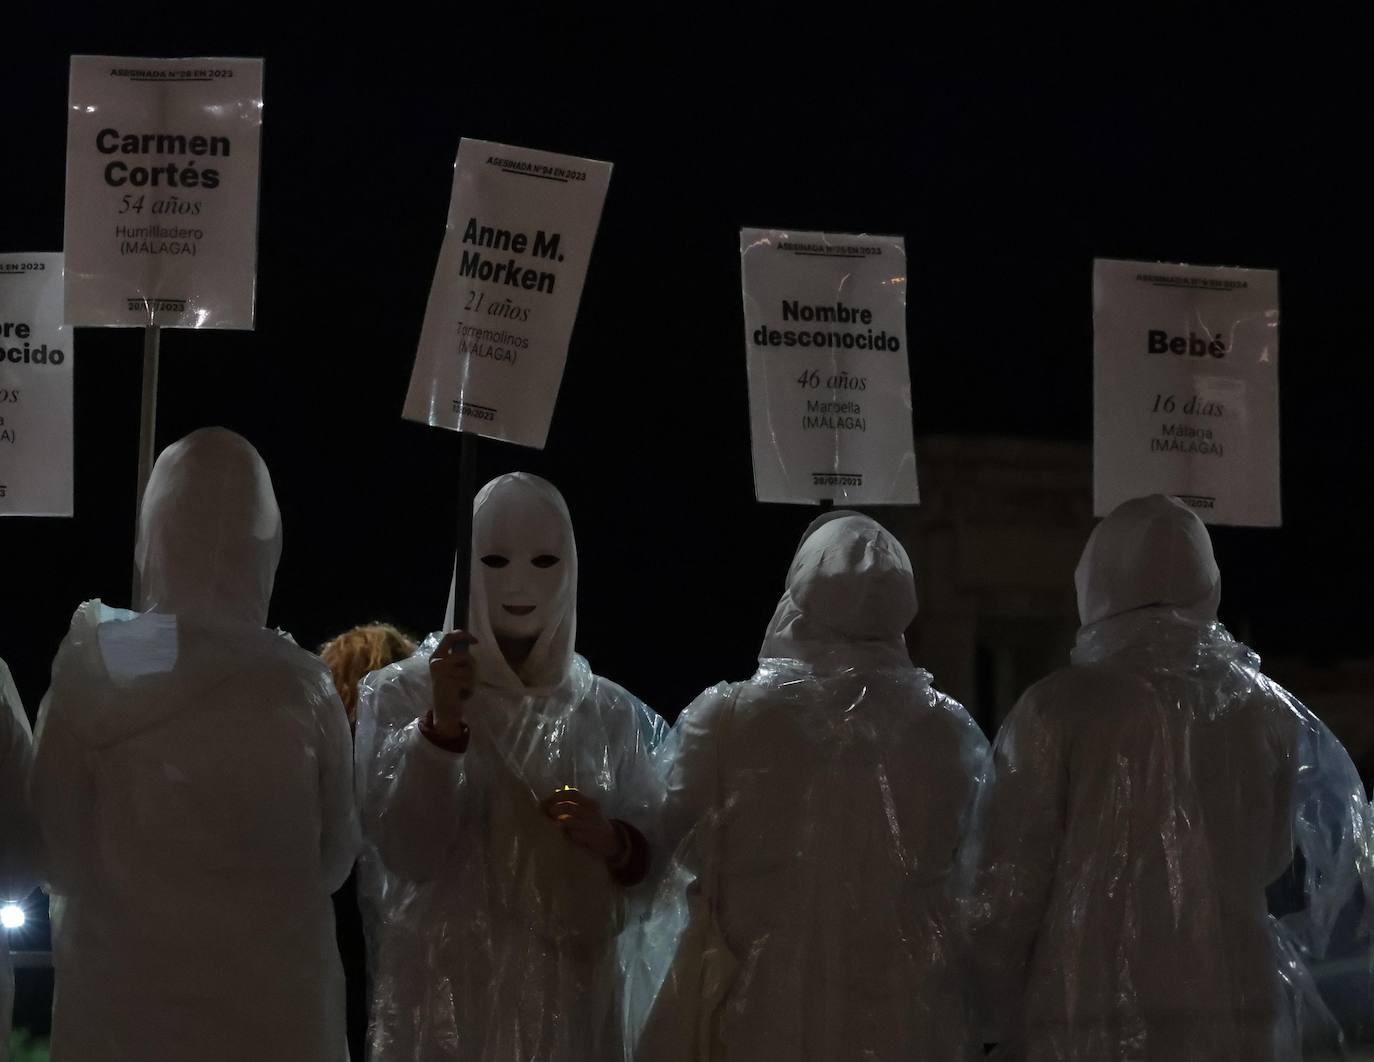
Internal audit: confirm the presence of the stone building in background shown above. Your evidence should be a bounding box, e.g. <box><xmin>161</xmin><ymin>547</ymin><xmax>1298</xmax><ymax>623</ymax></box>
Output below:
<box><xmin>892</xmin><ymin>435</ymin><xmax>1374</xmax><ymax>781</ymax></box>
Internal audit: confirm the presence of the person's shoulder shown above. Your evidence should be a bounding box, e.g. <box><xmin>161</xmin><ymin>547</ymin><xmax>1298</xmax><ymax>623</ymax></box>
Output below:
<box><xmin>666</xmin><ymin>681</ymin><xmax>747</xmax><ymax>747</ymax></box>
<box><xmin>683</xmin><ymin>680</ymin><xmax>741</xmax><ymax>715</ymax></box>
<box><xmin>1247</xmin><ymin>669</ymin><xmax>1327</xmax><ymax>738</ymax></box>
<box><xmin>240</xmin><ymin>625</ymin><xmax>321</xmax><ymax>670</ymax></box>
<box><xmin>58</xmin><ymin>599</ymin><xmax>127</xmax><ymax>644</ymax></box>
<box><xmin>585</xmin><ymin>671</ymin><xmax>648</xmax><ymax>716</ymax></box>
<box><xmin>1248</xmin><ymin>668</ymin><xmax>1301</xmax><ymax>707</ymax></box>
<box><xmin>354</xmin><ymin>638</ymin><xmax>435</xmax><ymax>731</ymax></box>
<box><xmin>922</xmin><ymin>684</ymin><xmax>986</xmax><ymax>735</ymax></box>
<box><xmin>582</xmin><ymin>666</ymin><xmax>669</xmax><ymax>741</ymax></box>
<box><xmin>215</xmin><ymin>630</ymin><xmax>340</xmax><ymax>711</ymax></box>
<box><xmin>0</xmin><ymin>654</ymin><xmax>23</xmax><ymax>736</ymax></box>
<box><xmin>362</xmin><ymin>641</ymin><xmax>433</xmax><ymax>697</ymax></box>
<box><xmin>1046</xmin><ymin>659</ymin><xmax>1146</xmax><ymax>697</ymax></box>
<box><xmin>1002</xmin><ymin>662</ymin><xmax>1136</xmax><ymax>726</ymax></box>
<box><xmin>48</xmin><ymin>599</ymin><xmax>131</xmax><ymax>684</ymax></box>
<box><xmin>573</xmin><ymin>654</ymin><xmax>633</xmax><ymax>707</ymax></box>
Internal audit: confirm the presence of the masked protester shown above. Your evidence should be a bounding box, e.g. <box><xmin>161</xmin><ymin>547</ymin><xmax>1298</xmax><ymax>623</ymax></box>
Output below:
<box><xmin>356</xmin><ymin>472</ymin><xmax>666</xmax><ymax>1062</ymax></box>
<box><xmin>632</xmin><ymin>511</ymin><xmax>988</xmax><ymax>1062</ymax></box>
<box><xmin>31</xmin><ymin>428</ymin><xmax>359</xmax><ymax>1062</ymax></box>
<box><xmin>0</xmin><ymin>661</ymin><xmax>39</xmax><ymax>1062</ymax></box>
<box><xmin>961</xmin><ymin>494</ymin><xmax>1370</xmax><ymax>1061</ymax></box>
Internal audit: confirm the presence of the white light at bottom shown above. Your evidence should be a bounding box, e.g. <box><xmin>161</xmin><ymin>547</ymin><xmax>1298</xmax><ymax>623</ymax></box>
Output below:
<box><xmin>0</xmin><ymin>904</ymin><xmax>24</xmax><ymax>930</ymax></box>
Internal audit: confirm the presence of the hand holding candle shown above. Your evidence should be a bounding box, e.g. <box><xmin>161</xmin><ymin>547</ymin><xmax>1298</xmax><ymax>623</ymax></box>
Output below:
<box><xmin>542</xmin><ymin>786</ymin><xmax>624</xmax><ymax>861</ymax></box>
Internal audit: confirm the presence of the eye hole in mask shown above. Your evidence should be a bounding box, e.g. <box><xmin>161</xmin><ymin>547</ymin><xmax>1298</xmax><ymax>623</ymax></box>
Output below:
<box><xmin>531</xmin><ymin>555</ymin><xmax>560</xmax><ymax>569</ymax></box>
<box><xmin>480</xmin><ymin>555</ymin><xmax>510</xmax><ymax>569</ymax></box>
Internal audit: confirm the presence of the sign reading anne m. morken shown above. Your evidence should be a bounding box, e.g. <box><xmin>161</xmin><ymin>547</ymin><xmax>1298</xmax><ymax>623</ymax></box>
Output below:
<box><xmin>1093</xmin><ymin>258</ymin><xmax>1280</xmax><ymax>527</ymax></box>
<box><xmin>404</xmin><ymin>138</ymin><xmax>612</xmax><ymax>448</ymax></box>
<box><xmin>741</xmin><ymin>228</ymin><xmax>918</xmax><ymax>505</ymax></box>
<box><xmin>64</xmin><ymin>56</ymin><xmax>264</xmax><ymax>328</ymax></box>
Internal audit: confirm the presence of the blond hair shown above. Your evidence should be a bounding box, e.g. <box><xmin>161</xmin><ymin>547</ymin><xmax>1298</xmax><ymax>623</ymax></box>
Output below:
<box><xmin>319</xmin><ymin>623</ymin><xmax>418</xmax><ymax>727</ymax></box>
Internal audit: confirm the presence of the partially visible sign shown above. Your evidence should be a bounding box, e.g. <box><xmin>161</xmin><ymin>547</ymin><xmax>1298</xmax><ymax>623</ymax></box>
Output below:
<box><xmin>0</xmin><ymin>254</ymin><xmax>73</xmax><ymax>517</ymax></box>
<box><xmin>403</xmin><ymin>138</ymin><xmax>613</xmax><ymax>448</ymax></box>
<box><xmin>1093</xmin><ymin>258</ymin><xmax>1280</xmax><ymax>526</ymax></box>
<box><xmin>64</xmin><ymin>56</ymin><xmax>264</xmax><ymax>329</ymax></box>
<box><xmin>741</xmin><ymin>228</ymin><xmax>918</xmax><ymax>505</ymax></box>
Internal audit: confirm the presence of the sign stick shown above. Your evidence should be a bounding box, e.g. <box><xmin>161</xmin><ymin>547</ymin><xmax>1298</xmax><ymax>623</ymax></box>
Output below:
<box><xmin>131</xmin><ymin>324</ymin><xmax>161</xmax><ymax>605</ymax></box>
<box><xmin>449</xmin><ymin>431</ymin><xmax>477</xmax><ymax>631</ymax></box>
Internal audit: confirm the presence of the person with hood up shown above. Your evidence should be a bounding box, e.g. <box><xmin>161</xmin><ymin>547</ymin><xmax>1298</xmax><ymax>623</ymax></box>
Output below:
<box><xmin>0</xmin><ymin>660</ymin><xmax>40</xmax><ymax>1062</ymax></box>
<box><xmin>31</xmin><ymin>428</ymin><xmax>359</xmax><ymax>1062</ymax></box>
<box><xmin>960</xmin><ymin>494</ymin><xmax>1371</xmax><ymax>1061</ymax></box>
<box><xmin>631</xmin><ymin>511</ymin><xmax>989</xmax><ymax>1062</ymax></box>
<box><xmin>355</xmin><ymin>472</ymin><xmax>666</xmax><ymax>1062</ymax></box>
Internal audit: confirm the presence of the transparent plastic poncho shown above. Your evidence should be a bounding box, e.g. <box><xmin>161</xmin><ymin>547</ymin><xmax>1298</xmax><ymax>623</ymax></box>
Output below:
<box><xmin>355</xmin><ymin>473</ymin><xmax>667</xmax><ymax>1062</ymax></box>
<box><xmin>627</xmin><ymin>512</ymin><xmax>990</xmax><ymax>1062</ymax></box>
<box><xmin>355</xmin><ymin>644</ymin><xmax>666</xmax><ymax>1061</ymax></box>
<box><xmin>960</xmin><ymin>495</ymin><xmax>1374</xmax><ymax>1061</ymax></box>
<box><xmin>961</xmin><ymin>612</ymin><xmax>1371</xmax><ymax>1060</ymax></box>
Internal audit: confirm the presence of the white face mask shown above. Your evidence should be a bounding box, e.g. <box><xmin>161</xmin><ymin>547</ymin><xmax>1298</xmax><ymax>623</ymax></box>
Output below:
<box><xmin>474</xmin><ymin>485</ymin><xmax>571</xmax><ymax>640</ymax></box>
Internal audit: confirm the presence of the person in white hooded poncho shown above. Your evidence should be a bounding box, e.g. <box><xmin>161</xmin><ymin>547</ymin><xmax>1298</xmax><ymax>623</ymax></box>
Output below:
<box><xmin>961</xmin><ymin>494</ymin><xmax>1371</xmax><ymax>1061</ymax></box>
<box><xmin>31</xmin><ymin>428</ymin><xmax>359</xmax><ymax>1062</ymax></box>
<box><xmin>631</xmin><ymin>511</ymin><xmax>989</xmax><ymax>1062</ymax></box>
<box><xmin>355</xmin><ymin>472</ymin><xmax>666</xmax><ymax>1062</ymax></box>
<box><xmin>0</xmin><ymin>661</ymin><xmax>40</xmax><ymax>1062</ymax></box>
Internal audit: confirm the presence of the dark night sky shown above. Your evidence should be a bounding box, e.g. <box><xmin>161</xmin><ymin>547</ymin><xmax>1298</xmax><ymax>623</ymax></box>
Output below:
<box><xmin>1</xmin><ymin>9</ymin><xmax>1370</xmax><ymax>725</ymax></box>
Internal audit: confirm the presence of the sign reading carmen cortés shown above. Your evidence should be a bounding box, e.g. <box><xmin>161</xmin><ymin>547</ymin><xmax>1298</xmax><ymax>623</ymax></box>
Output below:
<box><xmin>64</xmin><ymin>56</ymin><xmax>264</xmax><ymax>329</ymax></box>
<box><xmin>0</xmin><ymin>254</ymin><xmax>73</xmax><ymax>517</ymax></box>
<box><xmin>403</xmin><ymin>138</ymin><xmax>613</xmax><ymax>449</ymax></box>
<box><xmin>1093</xmin><ymin>258</ymin><xmax>1281</xmax><ymax>527</ymax></box>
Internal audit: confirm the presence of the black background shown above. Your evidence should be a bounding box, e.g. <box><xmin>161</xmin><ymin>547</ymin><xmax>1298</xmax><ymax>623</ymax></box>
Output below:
<box><xmin>1</xmin><ymin>8</ymin><xmax>1370</xmax><ymax>732</ymax></box>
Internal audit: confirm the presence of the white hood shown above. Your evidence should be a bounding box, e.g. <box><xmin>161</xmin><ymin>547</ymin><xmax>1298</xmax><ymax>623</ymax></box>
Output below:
<box><xmin>1074</xmin><ymin>494</ymin><xmax>1220</xmax><ymax>629</ymax></box>
<box><xmin>760</xmin><ymin>510</ymin><xmax>917</xmax><ymax>665</ymax></box>
<box><xmin>136</xmin><ymin>428</ymin><xmax>281</xmax><ymax>627</ymax></box>
<box><xmin>446</xmin><ymin>473</ymin><xmax>578</xmax><ymax>692</ymax></box>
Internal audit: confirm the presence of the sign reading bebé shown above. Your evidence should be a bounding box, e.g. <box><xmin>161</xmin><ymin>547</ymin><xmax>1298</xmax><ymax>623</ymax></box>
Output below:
<box><xmin>1093</xmin><ymin>258</ymin><xmax>1280</xmax><ymax>527</ymax></box>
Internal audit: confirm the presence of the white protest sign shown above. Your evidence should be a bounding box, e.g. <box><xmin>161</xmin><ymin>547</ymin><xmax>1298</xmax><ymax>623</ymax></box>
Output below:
<box><xmin>741</xmin><ymin>228</ymin><xmax>918</xmax><ymax>505</ymax></box>
<box><xmin>0</xmin><ymin>254</ymin><xmax>74</xmax><ymax>517</ymax></box>
<box><xmin>1093</xmin><ymin>258</ymin><xmax>1280</xmax><ymax>527</ymax></box>
<box><xmin>64</xmin><ymin>56</ymin><xmax>264</xmax><ymax>329</ymax></box>
<box><xmin>403</xmin><ymin>139</ymin><xmax>613</xmax><ymax>448</ymax></box>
